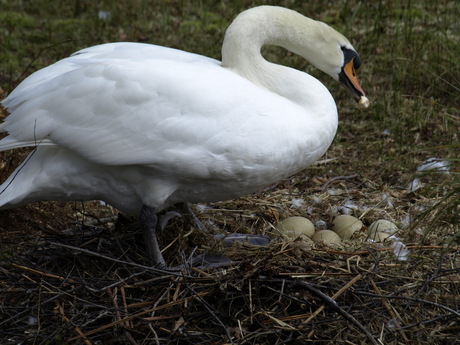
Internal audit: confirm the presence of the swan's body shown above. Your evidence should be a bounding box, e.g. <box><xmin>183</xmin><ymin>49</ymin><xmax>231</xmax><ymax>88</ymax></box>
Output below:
<box><xmin>0</xmin><ymin>6</ymin><xmax>367</xmax><ymax>267</ymax></box>
<box><xmin>0</xmin><ymin>43</ymin><xmax>336</xmax><ymax>214</ymax></box>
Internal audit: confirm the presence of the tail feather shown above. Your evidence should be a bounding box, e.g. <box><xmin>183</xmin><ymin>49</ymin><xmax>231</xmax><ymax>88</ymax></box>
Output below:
<box><xmin>0</xmin><ymin>146</ymin><xmax>68</xmax><ymax>209</ymax></box>
<box><xmin>0</xmin><ymin>146</ymin><xmax>104</xmax><ymax>210</ymax></box>
<box><xmin>0</xmin><ymin>150</ymin><xmax>37</xmax><ymax>209</ymax></box>
<box><xmin>0</xmin><ymin>136</ymin><xmax>55</xmax><ymax>151</ymax></box>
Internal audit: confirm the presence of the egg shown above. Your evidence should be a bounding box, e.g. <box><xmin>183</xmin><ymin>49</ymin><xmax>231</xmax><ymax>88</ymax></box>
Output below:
<box><xmin>357</xmin><ymin>95</ymin><xmax>370</xmax><ymax>109</ymax></box>
<box><xmin>368</xmin><ymin>219</ymin><xmax>398</xmax><ymax>237</ymax></box>
<box><xmin>288</xmin><ymin>236</ymin><xmax>315</xmax><ymax>257</ymax></box>
<box><xmin>311</xmin><ymin>230</ymin><xmax>342</xmax><ymax>244</ymax></box>
<box><xmin>368</xmin><ymin>231</ymin><xmax>391</xmax><ymax>242</ymax></box>
<box><xmin>332</xmin><ymin>215</ymin><xmax>363</xmax><ymax>240</ymax></box>
<box><xmin>275</xmin><ymin>216</ymin><xmax>315</xmax><ymax>239</ymax></box>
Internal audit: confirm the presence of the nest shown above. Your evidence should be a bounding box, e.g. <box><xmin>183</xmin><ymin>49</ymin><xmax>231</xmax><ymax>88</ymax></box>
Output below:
<box><xmin>0</xmin><ymin>187</ymin><xmax>459</xmax><ymax>345</ymax></box>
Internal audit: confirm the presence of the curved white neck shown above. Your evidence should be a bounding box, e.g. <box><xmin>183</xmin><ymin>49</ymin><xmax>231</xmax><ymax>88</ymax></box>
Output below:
<box><xmin>220</xmin><ymin>6</ymin><xmax>338</xmax><ymax>111</ymax></box>
<box><xmin>222</xmin><ymin>7</ymin><xmax>318</xmax><ymax>67</ymax></box>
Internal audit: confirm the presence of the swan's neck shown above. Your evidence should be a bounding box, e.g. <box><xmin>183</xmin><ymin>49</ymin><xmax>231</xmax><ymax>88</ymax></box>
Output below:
<box><xmin>222</xmin><ymin>7</ymin><xmax>320</xmax><ymax>68</ymax></box>
<box><xmin>221</xmin><ymin>6</ymin><xmax>336</xmax><ymax>110</ymax></box>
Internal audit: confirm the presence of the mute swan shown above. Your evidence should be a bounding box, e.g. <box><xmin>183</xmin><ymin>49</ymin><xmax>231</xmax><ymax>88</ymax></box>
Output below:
<box><xmin>0</xmin><ymin>6</ymin><xmax>368</xmax><ymax>268</ymax></box>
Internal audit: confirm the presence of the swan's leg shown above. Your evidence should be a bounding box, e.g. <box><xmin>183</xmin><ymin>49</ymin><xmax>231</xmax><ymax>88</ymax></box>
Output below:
<box><xmin>156</xmin><ymin>203</ymin><xmax>207</xmax><ymax>232</ymax></box>
<box><xmin>177</xmin><ymin>202</ymin><xmax>271</xmax><ymax>246</ymax></box>
<box><xmin>176</xmin><ymin>202</ymin><xmax>208</xmax><ymax>232</ymax></box>
<box><xmin>140</xmin><ymin>203</ymin><xmax>268</xmax><ymax>271</ymax></box>
<box><xmin>140</xmin><ymin>205</ymin><xmax>167</xmax><ymax>268</ymax></box>
<box><xmin>140</xmin><ymin>204</ymin><xmax>233</xmax><ymax>270</ymax></box>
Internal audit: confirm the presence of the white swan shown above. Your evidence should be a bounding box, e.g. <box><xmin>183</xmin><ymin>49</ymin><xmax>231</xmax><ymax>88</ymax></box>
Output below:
<box><xmin>0</xmin><ymin>6</ymin><xmax>367</xmax><ymax>268</ymax></box>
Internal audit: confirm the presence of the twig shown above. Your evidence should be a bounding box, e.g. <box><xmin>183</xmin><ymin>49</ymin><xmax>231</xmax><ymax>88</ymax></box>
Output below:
<box><xmin>41</xmin><ymin>280</ymin><xmax>109</xmax><ymax>310</ymax></box>
<box><xmin>68</xmin><ymin>291</ymin><xmax>212</xmax><ymax>341</ymax></box>
<box><xmin>0</xmin><ymin>286</ymin><xmax>83</xmax><ymax>327</ymax></box>
<box><xmin>48</xmin><ymin>241</ymin><xmax>187</xmax><ymax>277</ymax></box>
<box><xmin>303</xmin><ymin>274</ymin><xmax>363</xmax><ymax>324</ymax></box>
<box><xmin>98</xmin><ymin>270</ymin><xmax>149</xmax><ymax>292</ymax></box>
<box><xmin>186</xmin><ymin>285</ymin><xmax>234</xmax><ymax>344</ymax></box>
<box><xmin>120</xmin><ymin>286</ymin><xmax>132</xmax><ymax>328</ymax></box>
<box><xmin>321</xmin><ymin>174</ymin><xmax>359</xmax><ymax>192</ymax></box>
<box><xmin>107</xmin><ymin>287</ymin><xmax>122</xmax><ymax>324</ymax></box>
<box><xmin>398</xmin><ymin>313</ymin><xmax>454</xmax><ymax>330</ymax></box>
<box><xmin>353</xmin><ymin>291</ymin><xmax>460</xmax><ymax>318</ymax></box>
<box><xmin>56</xmin><ymin>301</ymin><xmax>93</xmax><ymax>345</ymax></box>
<box><xmin>370</xmin><ymin>278</ymin><xmax>409</xmax><ymax>342</ymax></box>
<box><xmin>288</xmin><ymin>280</ymin><xmax>381</xmax><ymax>345</ymax></box>
<box><xmin>124</xmin><ymin>331</ymin><xmax>140</xmax><ymax>345</ymax></box>
<box><xmin>11</xmin><ymin>263</ymin><xmax>78</xmax><ymax>283</ymax></box>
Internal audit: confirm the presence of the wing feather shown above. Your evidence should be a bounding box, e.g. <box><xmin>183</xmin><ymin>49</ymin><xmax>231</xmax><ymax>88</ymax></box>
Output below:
<box><xmin>1</xmin><ymin>43</ymin><xmax>298</xmax><ymax>173</ymax></box>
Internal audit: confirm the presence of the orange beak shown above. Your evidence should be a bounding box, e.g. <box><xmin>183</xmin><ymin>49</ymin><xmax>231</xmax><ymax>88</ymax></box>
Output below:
<box><xmin>339</xmin><ymin>57</ymin><xmax>366</xmax><ymax>102</ymax></box>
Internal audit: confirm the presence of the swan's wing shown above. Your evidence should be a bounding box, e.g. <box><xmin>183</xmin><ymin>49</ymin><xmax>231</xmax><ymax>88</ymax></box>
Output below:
<box><xmin>1</xmin><ymin>43</ymin><xmax>291</xmax><ymax>170</ymax></box>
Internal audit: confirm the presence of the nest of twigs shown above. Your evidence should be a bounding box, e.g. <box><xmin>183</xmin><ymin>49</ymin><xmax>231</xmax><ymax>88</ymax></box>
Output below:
<box><xmin>0</xmin><ymin>182</ymin><xmax>459</xmax><ymax>345</ymax></box>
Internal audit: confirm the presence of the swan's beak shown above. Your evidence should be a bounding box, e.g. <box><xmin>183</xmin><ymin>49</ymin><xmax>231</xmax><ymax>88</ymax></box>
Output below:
<box><xmin>339</xmin><ymin>58</ymin><xmax>366</xmax><ymax>102</ymax></box>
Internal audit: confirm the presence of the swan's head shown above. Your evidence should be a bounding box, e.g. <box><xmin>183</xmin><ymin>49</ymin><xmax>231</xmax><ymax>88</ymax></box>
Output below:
<box><xmin>222</xmin><ymin>6</ymin><xmax>368</xmax><ymax>105</ymax></box>
<box><xmin>337</xmin><ymin>46</ymin><xmax>367</xmax><ymax>104</ymax></box>
<box><xmin>293</xmin><ymin>20</ymin><xmax>367</xmax><ymax>103</ymax></box>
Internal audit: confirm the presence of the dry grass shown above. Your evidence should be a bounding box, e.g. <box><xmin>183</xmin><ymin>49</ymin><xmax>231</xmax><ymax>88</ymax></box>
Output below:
<box><xmin>0</xmin><ymin>0</ymin><xmax>459</xmax><ymax>344</ymax></box>
<box><xmin>1</xmin><ymin>175</ymin><xmax>458</xmax><ymax>344</ymax></box>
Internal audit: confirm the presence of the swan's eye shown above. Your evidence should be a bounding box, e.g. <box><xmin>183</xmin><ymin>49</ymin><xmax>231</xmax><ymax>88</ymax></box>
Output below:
<box><xmin>341</xmin><ymin>46</ymin><xmax>361</xmax><ymax>69</ymax></box>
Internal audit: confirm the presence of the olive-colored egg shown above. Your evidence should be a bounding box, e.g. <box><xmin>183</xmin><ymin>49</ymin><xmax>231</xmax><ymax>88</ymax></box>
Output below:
<box><xmin>275</xmin><ymin>216</ymin><xmax>315</xmax><ymax>239</ymax></box>
<box><xmin>311</xmin><ymin>230</ymin><xmax>342</xmax><ymax>244</ymax></box>
<box><xmin>332</xmin><ymin>215</ymin><xmax>363</xmax><ymax>240</ymax></box>
<box><xmin>368</xmin><ymin>219</ymin><xmax>398</xmax><ymax>237</ymax></box>
<box><xmin>368</xmin><ymin>231</ymin><xmax>391</xmax><ymax>242</ymax></box>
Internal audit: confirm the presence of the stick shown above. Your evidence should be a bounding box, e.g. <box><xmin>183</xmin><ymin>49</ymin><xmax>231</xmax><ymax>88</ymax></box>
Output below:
<box><xmin>321</xmin><ymin>174</ymin><xmax>359</xmax><ymax>192</ymax></box>
<box><xmin>370</xmin><ymin>278</ymin><xmax>409</xmax><ymax>342</ymax></box>
<box><xmin>48</xmin><ymin>242</ymin><xmax>186</xmax><ymax>277</ymax></box>
<box><xmin>289</xmin><ymin>279</ymin><xmax>381</xmax><ymax>345</ymax></box>
<box><xmin>11</xmin><ymin>263</ymin><xmax>77</xmax><ymax>283</ymax></box>
<box><xmin>303</xmin><ymin>274</ymin><xmax>363</xmax><ymax>323</ymax></box>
